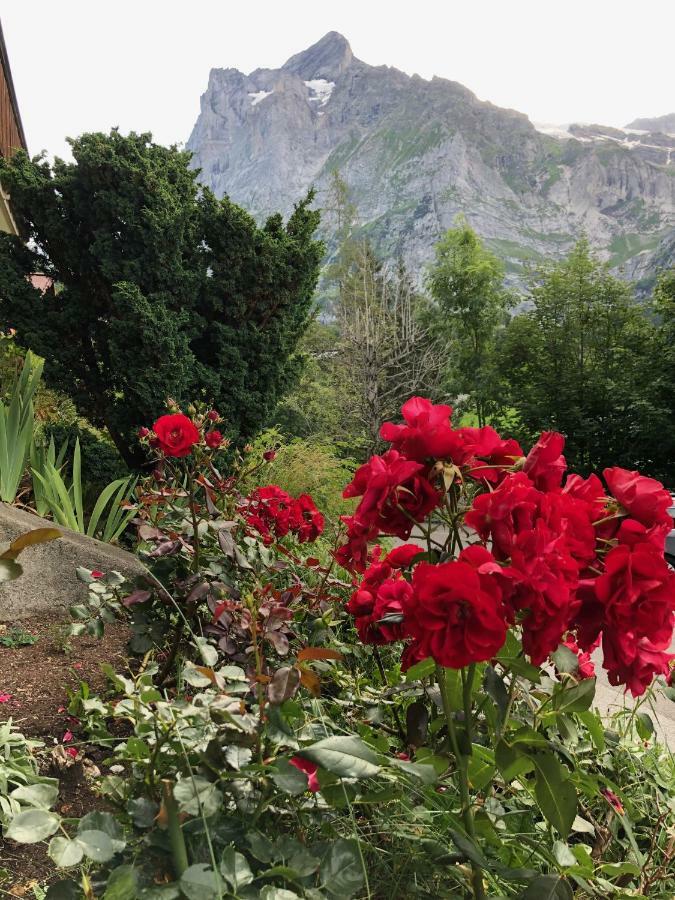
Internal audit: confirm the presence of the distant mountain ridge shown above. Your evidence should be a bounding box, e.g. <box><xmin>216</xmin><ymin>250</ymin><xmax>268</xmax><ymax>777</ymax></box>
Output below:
<box><xmin>187</xmin><ymin>32</ymin><xmax>675</xmax><ymax>290</ymax></box>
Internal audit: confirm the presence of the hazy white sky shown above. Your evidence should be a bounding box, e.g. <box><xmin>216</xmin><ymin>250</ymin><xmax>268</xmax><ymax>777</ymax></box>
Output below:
<box><xmin>3</xmin><ymin>0</ymin><xmax>673</xmax><ymax>160</ymax></box>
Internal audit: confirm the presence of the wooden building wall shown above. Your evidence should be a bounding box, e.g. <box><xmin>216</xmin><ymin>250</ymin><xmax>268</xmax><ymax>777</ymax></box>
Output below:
<box><xmin>0</xmin><ymin>23</ymin><xmax>25</xmax><ymax>160</ymax></box>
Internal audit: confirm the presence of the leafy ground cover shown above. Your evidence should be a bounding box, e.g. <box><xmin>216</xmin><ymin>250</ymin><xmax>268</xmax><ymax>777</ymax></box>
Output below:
<box><xmin>0</xmin><ymin>616</ymin><xmax>129</xmax><ymax>891</ymax></box>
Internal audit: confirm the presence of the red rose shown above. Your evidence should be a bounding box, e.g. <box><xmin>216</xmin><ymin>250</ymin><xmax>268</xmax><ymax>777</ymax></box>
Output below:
<box><xmin>153</xmin><ymin>414</ymin><xmax>200</xmax><ymax>458</ymax></box>
<box><xmin>333</xmin><ymin>516</ymin><xmax>379</xmax><ymax>574</ymax></box>
<box><xmin>379</xmin><ymin>397</ymin><xmax>460</xmax><ymax>462</ymax></box>
<box><xmin>344</xmin><ymin>449</ymin><xmax>440</xmax><ymax>541</ymax></box>
<box><xmin>405</xmin><ymin>557</ymin><xmax>508</xmax><ymax>669</ymax></box>
<box><xmin>460</xmin><ymin>426</ymin><xmax>524</xmax><ymax>484</ymax></box>
<box><xmin>604</xmin><ymin>467</ymin><xmax>672</xmax><ymax>550</ymax></box>
<box><xmin>289</xmin><ymin>756</ymin><xmax>320</xmax><ymax>792</ymax></box>
<box><xmin>205</xmin><ymin>430</ymin><xmax>223</xmax><ymax>449</ymax></box>
<box><xmin>508</xmin><ymin>521</ymin><xmax>580</xmax><ymax>665</ymax></box>
<box><xmin>595</xmin><ymin>543</ymin><xmax>675</xmax><ymax>646</ymax></box>
<box><xmin>523</xmin><ymin>431</ymin><xmax>566</xmax><ymax>491</ymax></box>
<box><xmin>384</xmin><ymin>544</ymin><xmax>425</xmax><ymax>569</ymax></box>
<box><xmin>401</xmin><ymin>638</ymin><xmax>428</xmax><ymax>672</ymax></box>
<box><xmin>242</xmin><ymin>485</ymin><xmax>293</xmax><ymax>542</ymax></box>
<box><xmin>263</xmin><ymin>449</ymin><xmax>277</xmax><ymax>461</ymax></box>
<box><xmin>601</xmin><ymin>631</ymin><xmax>673</xmax><ymax>697</ymax></box>
<box><xmin>538</xmin><ymin>490</ymin><xmax>598</xmax><ymax>566</ymax></box>
<box><xmin>289</xmin><ymin>494</ymin><xmax>324</xmax><ymax>543</ymax></box>
<box><xmin>560</xmin><ymin>636</ymin><xmax>597</xmax><ymax>680</ymax></box>
<box><xmin>465</xmin><ymin>472</ymin><xmax>541</xmax><ymax>560</ymax></box>
<box><xmin>347</xmin><ymin>575</ymin><xmax>411</xmax><ymax>645</ymax></box>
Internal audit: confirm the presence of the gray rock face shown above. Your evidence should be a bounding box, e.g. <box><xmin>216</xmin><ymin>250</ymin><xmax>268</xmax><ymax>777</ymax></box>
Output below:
<box><xmin>187</xmin><ymin>33</ymin><xmax>675</xmax><ymax>289</ymax></box>
<box><xmin>0</xmin><ymin>504</ymin><xmax>145</xmax><ymax>620</ymax></box>
<box><xmin>625</xmin><ymin>112</ymin><xmax>675</xmax><ymax>133</ymax></box>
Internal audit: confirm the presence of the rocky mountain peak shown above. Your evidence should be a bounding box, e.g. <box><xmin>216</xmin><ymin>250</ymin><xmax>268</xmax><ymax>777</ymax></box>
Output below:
<box><xmin>282</xmin><ymin>31</ymin><xmax>355</xmax><ymax>81</ymax></box>
<box><xmin>188</xmin><ymin>35</ymin><xmax>675</xmax><ymax>294</ymax></box>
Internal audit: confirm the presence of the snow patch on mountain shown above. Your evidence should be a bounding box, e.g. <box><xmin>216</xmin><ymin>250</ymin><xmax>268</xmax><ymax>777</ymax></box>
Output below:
<box><xmin>248</xmin><ymin>90</ymin><xmax>273</xmax><ymax>107</ymax></box>
<box><xmin>304</xmin><ymin>79</ymin><xmax>334</xmax><ymax>107</ymax></box>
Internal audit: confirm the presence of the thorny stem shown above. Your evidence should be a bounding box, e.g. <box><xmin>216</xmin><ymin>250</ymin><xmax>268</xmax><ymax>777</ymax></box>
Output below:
<box><xmin>437</xmin><ymin>664</ymin><xmax>486</xmax><ymax>900</ymax></box>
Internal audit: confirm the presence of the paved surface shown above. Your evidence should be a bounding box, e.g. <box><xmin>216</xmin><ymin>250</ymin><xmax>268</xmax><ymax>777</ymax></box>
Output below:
<box><xmin>0</xmin><ymin>503</ymin><xmax>144</xmax><ymax>620</ymax></box>
<box><xmin>592</xmin><ymin>648</ymin><xmax>675</xmax><ymax>749</ymax></box>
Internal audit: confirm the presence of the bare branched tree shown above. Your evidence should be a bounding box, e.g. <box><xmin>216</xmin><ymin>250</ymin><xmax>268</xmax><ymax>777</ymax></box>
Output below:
<box><xmin>337</xmin><ymin>243</ymin><xmax>444</xmax><ymax>455</ymax></box>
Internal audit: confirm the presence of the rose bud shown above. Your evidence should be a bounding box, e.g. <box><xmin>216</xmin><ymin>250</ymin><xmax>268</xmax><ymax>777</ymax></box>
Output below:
<box><xmin>263</xmin><ymin>449</ymin><xmax>277</xmax><ymax>462</ymax></box>
<box><xmin>207</xmin><ymin>410</ymin><xmax>219</xmax><ymax>422</ymax></box>
<box><xmin>138</xmin><ymin>426</ymin><xmax>150</xmax><ymax>439</ymax></box>
<box><xmin>205</xmin><ymin>430</ymin><xmax>223</xmax><ymax>449</ymax></box>
<box><xmin>243</xmin><ymin>443</ymin><xmax>254</xmax><ymax>453</ymax></box>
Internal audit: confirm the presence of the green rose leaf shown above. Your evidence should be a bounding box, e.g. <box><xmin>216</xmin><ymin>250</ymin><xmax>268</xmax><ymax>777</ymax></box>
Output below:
<box><xmin>297</xmin><ymin>736</ymin><xmax>380</xmax><ymax>779</ymax></box>
<box><xmin>48</xmin><ymin>835</ymin><xmax>84</xmax><ymax>868</ymax></box>
<box><xmin>174</xmin><ymin>776</ymin><xmax>222</xmax><ymax>818</ymax></box>
<box><xmin>180</xmin><ymin>864</ymin><xmax>224</xmax><ymax>900</ymax></box>
<box><xmin>225</xmin><ymin>745</ymin><xmax>253</xmax><ymax>771</ymax></box>
<box><xmin>271</xmin><ymin>758</ymin><xmax>311</xmax><ymax>795</ymax></box>
<box><xmin>6</xmin><ymin>809</ymin><xmax>60</xmax><ymax>843</ymax></box>
<box><xmin>467</xmin><ymin>746</ymin><xmax>496</xmax><ymax>791</ymax></box>
<box><xmin>552</xmin><ymin>677</ymin><xmax>595</xmax><ymax>714</ymax></box>
<box><xmin>320</xmin><ymin>839</ymin><xmax>365</xmax><ymax>898</ymax></box>
<box><xmin>103</xmin><ymin>865</ymin><xmax>140</xmax><ymax>900</ymax></box>
<box><xmin>76</xmin><ymin>829</ymin><xmax>115</xmax><ymax>862</ymax></box>
<box><xmin>78</xmin><ymin>810</ymin><xmax>126</xmax><ymax>853</ymax></box>
<box><xmin>550</xmin><ymin>644</ymin><xmax>580</xmax><ymax>675</ymax></box>
<box><xmin>219</xmin><ymin>846</ymin><xmax>254</xmax><ymax>890</ymax></box>
<box><xmin>11</xmin><ymin>782</ymin><xmax>59</xmax><ymax>809</ymax></box>
<box><xmin>259</xmin><ymin>889</ymin><xmax>301</xmax><ymax>900</ymax></box>
<box><xmin>519</xmin><ymin>873</ymin><xmax>574</xmax><ymax>899</ymax></box>
<box><xmin>533</xmin><ymin>754</ymin><xmax>577</xmax><ymax>838</ymax></box>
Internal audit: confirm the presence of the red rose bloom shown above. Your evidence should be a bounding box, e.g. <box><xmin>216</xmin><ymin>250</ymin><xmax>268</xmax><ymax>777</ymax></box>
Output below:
<box><xmin>242</xmin><ymin>485</ymin><xmax>293</xmax><ymax>543</ymax></box>
<box><xmin>401</xmin><ymin>638</ymin><xmax>428</xmax><ymax>672</ymax></box>
<box><xmin>560</xmin><ymin>636</ymin><xmax>597</xmax><ymax>679</ymax></box>
<box><xmin>405</xmin><ymin>556</ymin><xmax>508</xmax><ymax>668</ymax></box>
<box><xmin>347</xmin><ymin>575</ymin><xmax>411</xmax><ymax>644</ymax></box>
<box><xmin>205</xmin><ymin>430</ymin><xmax>223</xmax><ymax>449</ymax></box>
<box><xmin>595</xmin><ymin>543</ymin><xmax>675</xmax><ymax>645</ymax></box>
<box><xmin>333</xmin><ymin>516</ymin><xmax>379</xmax><ymax>573</ymax></box>
<box><xmin>523</xmin><ymin>431</ymin><xmax>566</xmax><ymax>491</ymax></box>
<box><xmin>289</xmin><ymin>756</ymin><xmax>320</xmax><ymax>792</ymax></box>
<box><xmin>508</xmin><ymin>521</ymin><xmax>580</xmax><ymax>665</ymax></box>
<box><xmin>289</xmin><ymin>494</ymin><xmax>324</xmax><ymax>543</ymax></box>
<box><xmin>601</xmin><ymin>631</ymin><xmax>673</xmax><ymax>697</ymax></box>
<box><xmin>461</xmin><ymin>426</ymin><xmax>524</xmax><ymax>484</ymax></box>
<box><xmin>153</xmin><ymin>414</ymin><xmax>200</xmax><ymax>458</ymax></box>
<box><xmin>384</xmin><ymin>544</ymin><xmax>425</xmax><ymax>569</ymax></box>
<box><xmin>344</xmin><ymin>449</ymin><xmax>440</xmax><ymax>540</ymax></box>
<box><xmin>379</xmin><ymin>397</ymin><xmax>460</xmax><ymax>462</ymax></box>
<box><xmin>604</xmin><ymin>467</ymin><xmax>672</xmax><ymax>550</ymax></box>
<box><xmin>465</xmin><ymin>472</ymin><xmax>542</xmax><ymax>560</ymax></box>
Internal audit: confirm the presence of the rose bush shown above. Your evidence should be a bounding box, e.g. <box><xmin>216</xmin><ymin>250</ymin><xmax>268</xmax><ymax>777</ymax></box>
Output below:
<box><xmin>6</xmin><ymin>398</ymin><xmax>675</xmax><ymax>899</ymax></box>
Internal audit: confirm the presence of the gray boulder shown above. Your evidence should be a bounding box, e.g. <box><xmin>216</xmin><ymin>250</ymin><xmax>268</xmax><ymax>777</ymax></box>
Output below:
<box><xmin>0</xmin><ymin>504</ymin><xmax>144</xmax><ymax>621</ymax></box>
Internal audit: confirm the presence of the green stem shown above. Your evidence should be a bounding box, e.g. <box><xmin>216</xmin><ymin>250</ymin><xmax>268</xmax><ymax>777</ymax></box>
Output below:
<box><xmin>437</xmin><ymin>665</ymin><xmax>486</xmax><ymax>900</ymax></box>
<box><xmin>187</xmin><ymin>471</ymin><xmax>201</xmax><ymax>573</ymax></box>
<box><xmin>161</xmin><ymin>778</ymin><xmax>189</xmax><ymax>876</ymax></box>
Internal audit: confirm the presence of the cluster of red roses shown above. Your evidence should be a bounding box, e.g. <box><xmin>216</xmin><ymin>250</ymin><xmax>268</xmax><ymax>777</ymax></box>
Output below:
<box><xmin>240</xmin><ymin>485</ymin><xmax>324</xmax><ymax>545</ymax></box>
<box><xmin>338</xmin><ymin>397</ymin><xmax>675</xmax><ymax>695</ymax></box>
<box><xmin>141</xmin><ymin>411</ymin><xmax>225</xmax><ymax>457</ymax></box>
